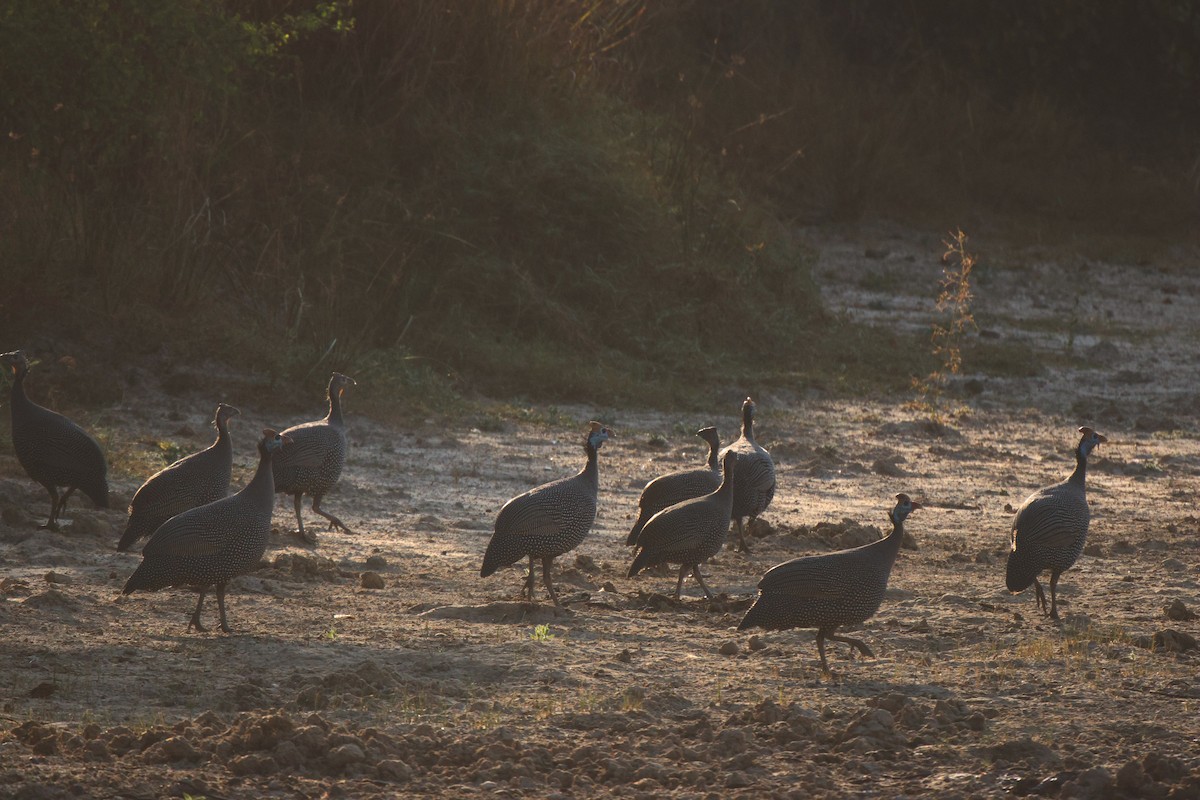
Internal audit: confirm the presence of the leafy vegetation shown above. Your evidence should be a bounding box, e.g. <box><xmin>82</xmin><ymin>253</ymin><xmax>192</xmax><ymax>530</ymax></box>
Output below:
<box><xmin>1</xmin><ymin>1</ymin><xmax>1195</xmax><ymax>410</ymax></box>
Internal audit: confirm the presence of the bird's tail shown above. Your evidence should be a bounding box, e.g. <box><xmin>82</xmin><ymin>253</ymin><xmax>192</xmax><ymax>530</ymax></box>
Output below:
<box><xmin>1005</xmin><ymin>550</ymin><xmax>1039</xmax><ymax>593</ymax></box>
<box><xmin>625</xmin><ymin>513</ymin><xmax>648</xmax><ymax>547</ymax></box>
<box><xmin>737</xmin><ymin>595</ymin><xmax>768</xmax><ymax>631</ymax></box>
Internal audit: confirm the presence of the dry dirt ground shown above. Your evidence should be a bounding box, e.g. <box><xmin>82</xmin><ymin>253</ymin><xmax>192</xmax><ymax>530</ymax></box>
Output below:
<box><xmin>2</xmin><ymin>227</ymin><xmax>1200</xmax><ymax>799</ymax></box>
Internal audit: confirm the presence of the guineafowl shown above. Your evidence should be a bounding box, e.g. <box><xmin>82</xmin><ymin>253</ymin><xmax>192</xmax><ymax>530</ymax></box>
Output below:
<box><xmin>1006</xmin><ymin>426</ymin><xmax>1107</xmax><ymax>620</ymax></box>
<box><xmin>627</xmin><ymin>450</ymin><xmax>736</xmax><ymax>600</ymax></box>
<box><xmin>739</xmin><ymin>493</ymin><xmax>921</xmax><ymax>672</ymax></box>
<box><xmin>0</xmin><ymin>350</ymin><xmax>108</xmax><ymax>529</ymax></box>
<box><xmin>481</xmin><ymin>422</ymin><xmax>614</xmax><ymax>606</ymax></box>
<box><xmin>273</xmin><ymin>372</ymin><xmax>356</xmax><ymax>540</ymax></box>
<box><xmin>626</xmin><ymin>426</ymin><xmax>722</xmax><ymax>547</ymax></box>
<box><xmin>118</xmin><ymin>403</ymin><xmax>239</xmax><ymax>552</ymax></box>
<box><xmin>123</xmin><ymin>429</ymin><xmax>291</xmax><ymax>632</ymax></box>
<box><xmin>720</xmin><ymin>396</ymin><xmax>775</xmax><ymax>552</ymax></box>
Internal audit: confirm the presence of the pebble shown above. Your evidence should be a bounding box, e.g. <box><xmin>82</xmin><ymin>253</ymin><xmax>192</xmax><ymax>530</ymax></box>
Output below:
<box><xmin>1164</xmin><ymin>598</ymin><xmax>1196</xmax><ymax>621</ymax></box>
<box><xmin>748</xmin><ymin>635</ymin><xmax>766</xmax><ymax>651</ymax></box>
<box><xmin>365</xmin><ymin>555</ymin><xmax>388</xmax><ymax>570</ymax></box>
<box><xmin>718</xmin><ymin>641</ymin><xmax>739</xmax><ymax>656</ymax></box>
<box><xmin>360</xmin><ymin>571</ymin><xmax>385</xmax><ymax>589</ymax></box>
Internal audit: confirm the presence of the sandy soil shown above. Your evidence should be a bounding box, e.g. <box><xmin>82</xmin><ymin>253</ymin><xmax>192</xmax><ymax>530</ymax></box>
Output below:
<box><xmin>2</xmin><ymin>227</ymin><xmax>1199</xmax><ymax>799</ymax></box>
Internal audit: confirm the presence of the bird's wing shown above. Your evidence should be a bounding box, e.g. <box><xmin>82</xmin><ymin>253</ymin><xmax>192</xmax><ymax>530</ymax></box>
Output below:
<box><xmin>141</xmin><ymin>506</ymin><xmax>228</xmax><ymax>558</ymax></box>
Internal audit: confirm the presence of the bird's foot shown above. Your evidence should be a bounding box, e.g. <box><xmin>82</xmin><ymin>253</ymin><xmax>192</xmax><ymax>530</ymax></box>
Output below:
<box><xmin>187</xmin><ymin>618</ymin><xmax>207</xmax><ymax>633</ymax></box>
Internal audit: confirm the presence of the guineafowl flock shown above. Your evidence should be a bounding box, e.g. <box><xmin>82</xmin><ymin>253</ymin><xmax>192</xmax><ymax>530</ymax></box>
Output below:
<box><xmin>1</xmin><ymin>348</ymin><xmax>1112</xmax><ymax>672</ymax></box>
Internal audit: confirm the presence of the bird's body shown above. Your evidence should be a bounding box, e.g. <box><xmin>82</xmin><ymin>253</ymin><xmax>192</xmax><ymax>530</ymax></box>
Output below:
<box><xmin>123</xmin><ymin>429</ymin><xmax>290</xmax><ymax>632</ymax></box>
<box><xmin>626</xmin><ymin>427</ymin><xmax>722</xmax><ymax>547</ymax></box>
<box><xmin>481</xmin><ymin>423</ymin><xmax>614</xmax><ymax>606</ymax></box>
<box><xmin>720</xmin><ymin>397</ymin><xmax>775</xmax><ymax>552</ymax></box>
<box><xmin>118</xmin><ymin>403</ymin><xmax>239</xmax><ymax>552</ymax></box>
<box><xmin>627</xmin><ymin>450</ymin><xmax>736</xmax><ymax>599</ymax></box>
<box><xmin>273</xmin><ymin>372</ymin><xmax>356</xmax><ymax>538</ymax></box>
<box><xmin>739</xmin><ymin>494</ymin><xmax>921</xmax><ymax>672</ymax></box>
<box><xmin>1</xmin><ymin>351</ymin><xmax>108</xmax><ymax>529</ymax></box>
<box><xmin>1006</xmin><ymin>427</ymin><xmax>1107</xmax><ymax>619</ymax></box>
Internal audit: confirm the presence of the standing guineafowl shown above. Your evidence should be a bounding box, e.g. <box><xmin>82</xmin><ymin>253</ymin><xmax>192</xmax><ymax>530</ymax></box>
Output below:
<box><xmin>627</xmin><ymin>450</ymin><xmax>736</xmax><ymax>600</ymax></box>
<box><xmin>626</xmin><ymin>426</ymin><xmax>722</xmax><ymax>547</ymax></box>
<box><xmin>0</xmin><ymin>350</ymin><xmax>108</xmax><ymax>529</ymax></box>
<box><xmin>481</xmin><ymin>422</ymin><xmax>614</xmax><ymax>606</ymax></box>
<box><xmin>117</xmin><ymin>403</ymin><xmax>240</xmax><ymax>552</ymax></box>
<box><xmin>123</xmin><ymin>429</ymin><xmax>291</xmax><ymax>632</ymax></box>
<box><xmin>273</xmin><ymin>372</ymin><xmax>356</xmax><ymax>540</ymax></box>
<box><xmin>1006</xmin><ymin>426</ymin><xmax>1107</xmax><ymax>620</ymax></box>
<box><xmin>720</xmin><ymin>396</ymin><xmax>775</xmax><ymax>552</ymax></box>
<box><xmin>739</xmin><ymin>493</ymin><xmax>921</xmax><ymax>672</ymax></box>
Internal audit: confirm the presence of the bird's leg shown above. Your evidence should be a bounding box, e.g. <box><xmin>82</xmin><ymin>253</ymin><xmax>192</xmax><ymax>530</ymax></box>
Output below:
<box><xmin>1049</xmin><ymin>570</ymin><xmax>1061</xmax><ymax>621</ymax></box>
<box><xmin>312</xmin><ymin>496</ymin><xmax>353</xmax><ymax>534</ymax></box>
<box><xmin>188</xmin><ymin>589</ymin><xmax>208</xmax><ymax>632</ymax></box>
<box><xmin>828</xmin><ymin>632</ymin><xmax>875</xmax><ymax>660</ymax></box>
<box><xmin>292</xmin><ymin>493</ymin><xmax>306</xmax><ymax>535</ymax></box>
<box><xmin>216</xmin><ymin>583</ymin><xmax>232</xmax><ymax>633</ymax></box>
<box><xmin>39</xmin><ymin>485</ymin><xmax>60</xmax><ymax>530</ymax></box>
<box><xmin>816</xmin><ymin>630</ymin><xmax>831</xmax><ymax>674</ymax></box>
<box><xmin>673</xmin><ymin>565</ymin><xmax>687</xmax><ymax>601</ymax></box>
<box><xmin>734</xmin><ymin>518</ymin><xmax>752</xmax><ymax>553</ymax></box>
<box><xmin>520</xmin><ymin>556</ymin><xmax>536</xmax><ymax>600</ymax></box>
<box><xmin>57</xmin><ymin>486</ymin><xmax>76</xmax><ymax>520</ymax></box>
<box><xmin>1032</xmin><ymin>578</ymin><xmax>1048</xmax><ymax>616</ymax></box>
<box><xmin>691</xmin><ymin>565</ymin><xmax>714</xmax><ymax>599</ymax></box>
<box><xmin>542</xmin><ymin>556</ymin><xmax>562</xmax><ymax>607</ymax></box>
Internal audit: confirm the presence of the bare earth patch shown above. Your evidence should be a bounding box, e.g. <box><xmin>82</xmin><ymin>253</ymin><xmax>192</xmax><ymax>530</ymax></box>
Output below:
<box><xmin>2</xmin><ymin>229</ymin><xmax>1199</xmax><ymax>798</ymax></box>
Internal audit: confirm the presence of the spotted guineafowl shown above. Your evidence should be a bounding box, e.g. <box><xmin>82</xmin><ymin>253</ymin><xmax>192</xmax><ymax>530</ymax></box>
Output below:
<box><xmin>626</xmin><ymin>426</ymin><xmax>722</xmax><ymax>547</ymax></box>
<box><xmin>1006</xmin><ymin>426</ymin><xmax>1107</xmax><ymax>620</ymax></box>
<box><xmin>481</xmin><ymin>422</ymin><xmax>614</xmax><ymax>606</ymax></box>
<box><xmin>720</xmin><ymin>396</ymin><xmax>775</xmax><ymax>552</ymax></box>
<box><xmin>739</xmin><ymin>493</ymin><xmax>921</xmax><ymax>672</ymax></box>
<box><xmin>273</xmin><ymin>372</ymin><xmax>356</xmax><ymax>540</ymax></box>
<box><xmin>123</xmin><ymin>429</ymin><xmax>291</xmax><ymax>632</ymax></box>
<box><xmin>627</xmin><ymin>451</ymin><xmax>736</xmax><ymax>600</ymax></box>
<box><xmin>0</xmin><ymin>350</ymin><xmax>108</xmax><ymax>529</ymax></box>
<box><xmin>117</xmin><ymin>403</ymin><xmax>240</xmax><ymax>552</ymax></box>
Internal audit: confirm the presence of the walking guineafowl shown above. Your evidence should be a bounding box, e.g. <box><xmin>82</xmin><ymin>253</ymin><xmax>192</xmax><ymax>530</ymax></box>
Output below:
<box><xmin>1006</xmin><ymin>426</ymin><xmax>1107</xmax><ymax>620</ymax></box>
<box><xmin>273</xmin><ymin>372</ymin><xmax>356</xmax><ymax>540</ymax></box>
<box><xmin>123</xmin><ymin>429</ymin><xmax>291</xmax><ymax>633</ymax></box>
<box><xmin>720</xmin><ymin>396</ymin><xmax>775</xmax><ymax>552</ymax></box>
<box><xmin>117</xmin><ymin>403</ymin><xmax>239</xmax><ymax>552</ymax></box>
<box><xmin>481</xmin><ymin>422</ymin><xmax>614</xmax><ymax>606</ymax></box>
<box><xmin>627</xmin><ymin>450</ymin><xmax>736</xmax><ymax>600</ymax></box>
<box><xmin>626</xmin><ymin>426</ymin><xmax>722</xmax><ymax>547</ymax></box>
<box><xmin>739</xmin><ymin>493</ymin><xmax>921</xmax><ymax>672</ymax></box>
<box><xmin>0</xmin><ymin>350</ymin><xmax>108</xmax><ymax>529</ymax></box>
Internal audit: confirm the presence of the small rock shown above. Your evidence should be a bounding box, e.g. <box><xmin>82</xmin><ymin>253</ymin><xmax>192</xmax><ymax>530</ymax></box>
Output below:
<box><xmin>1116</xmin><ymin>759</ymin><xmax>1149</xmax><ymax>793</ymax></box>
<box><xmin>360</xmin><ymin>571</ymin><xmax>385</xmax><ymax>590</ymax></box>
<box><xmin>1142</xmin><ymin>752</ymin><xmax>1187</xmax><ymax>782</ymax></box>
<box><xmin>974</xmin><ymin>551</ymin><xmax>994</xmax><ymax>565</ymax></box>
<box><xmin>229</xmin><ymin>753</ymin><xmax>278</xmax><ymax>775</ymax></box>
<box><xmin>725</xmin><ymin>770</ymin><xmax>754</xmax><ymax>788</ymax></box>
<box><xmin>1061</xmin><ymin>766</ymin><xmax>1112</xmax><ymax>799</ymax></box>
<box><xmin>1162</xmin><ymin>558</ymin><xmax>1187</xmax><ymax>572</ymax></box>
<box><xmin>1164</xmin><ymin>599</ymin><xmax>1196</xmax><ymax>621</ymax></box>
<box><xmin>617</xmin><ymin>649</ymin><xmax>632</xmax><ymax>663</ymax></box>
<box><xmin>1111</xmin><ymin>540</ymin><xmax>1137</xmax><ymax>554</ymax></box>
<box><xmin>365</xmin><ymin>555</ymin><xmax>388</xmax><ymax>570</ymax></box>
<box><xmin>377</xmin><ymin>759</ymin><xmax>413</xmax><ymax>782</ymax></box>
<box><xmin>718</xmin><ymin>641</ymin><xmax>739</xmax><ymax>656</ymax></box>
<box><xmin>574</xmin><ymin>554</ymin><xmax>598</xmax><ymax>572</ymax></box>
<box><xmin>748</xmin><ymin>635</ymin><xmax>767</xmax><ymax>651</ymax></box>
<box><xmin>872</xmin><ymin>458</ymin><xmax>906</xmax><ymax>477</ymax></box>
<box><xmin>1082</xmin><ymin>543</ymin><xmax>1103</xmax><ymax>557</ymax></box>
<box><xmin>988</xmin><ymin>738</ymin><xmax>1062</xmax><ymax>768</ymax></box>
<box><xmin>28</xmin><ymin>682</ymin><xmax>56</xmax><ymax>699</ymax></box>
<box><xmin>44</xmin><ymin>571</ymin><xmax>72</xmax><ymax>585</ymax></box>
<box><xmin>328</xmin><ymin>743</ymin><xmax>367</xmax><ymax>770</ymax></box>
<box><xmin>1151</xmin><ymin>629</ymin><xmax>1198</xmax><ymax>652</ymax></box>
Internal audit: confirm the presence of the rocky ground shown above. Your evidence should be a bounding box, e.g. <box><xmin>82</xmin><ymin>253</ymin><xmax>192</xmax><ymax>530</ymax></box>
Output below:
<box><xmin>2</xmin><ymin>227</ymin><xmax>1199</xmax><ymax>799</ymax></box>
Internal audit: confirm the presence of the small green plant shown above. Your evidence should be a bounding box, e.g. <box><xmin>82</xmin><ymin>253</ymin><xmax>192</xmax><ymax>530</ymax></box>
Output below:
<box><xmin>157</xmin><ymin>440</ymin><xmax>186</xmax><ymax>464</ymax></box>
<box><xmin>323</xmin><ymin>622</ymin><xmax>338</xmax><ymax>641</ymax></box>
<box><xmin>530</xmin><ymin>624</ymin><xmax>555</xmax><ymax>642</ymax></box>
<box><xmin>911</xmin><ymin>229</ymin><xmax>977</xmax><ymax>422</ymax></box>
